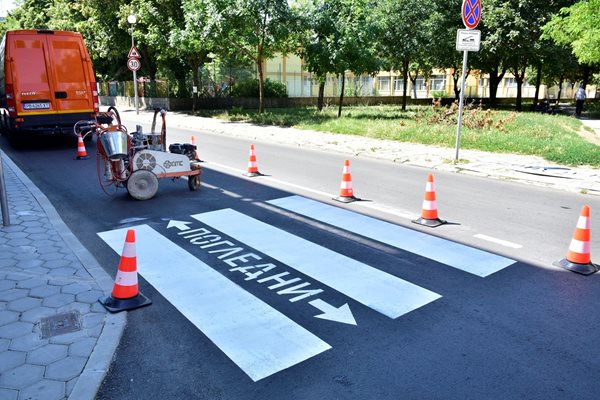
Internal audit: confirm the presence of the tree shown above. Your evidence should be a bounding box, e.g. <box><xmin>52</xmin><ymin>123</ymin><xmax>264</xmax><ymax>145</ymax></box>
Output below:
<box><xmin>208</xmin><ymin>0</ymin><xmax>295</xmax><ymax>113</ymax></box>
<box><xmin>374</xmin><ymin>0</ymin><xmax>435</xmax><ymax>111</ymax></box>
<box><xmin>170</xmin><ymin>0</ymin><xmax>222</xmax><ymax>109</ymax></box>
<box><xmin>429</xmin><ymin>0</ymin><xmax>469</xmax><ymax>100</ymax></box>
<box><xmin>295</xmin><ymin>0</ymin><xmax>338</xmax><ymax>111</ymax></box>
<box><xmin>544</xmin><ymin>0</ymin><xmax>600</xmax><ymax>67</ymax></box>
<box><xmin>296</xmin><ymin>0</ymin><xmax>379</xmax><ymax>116</ymax></box>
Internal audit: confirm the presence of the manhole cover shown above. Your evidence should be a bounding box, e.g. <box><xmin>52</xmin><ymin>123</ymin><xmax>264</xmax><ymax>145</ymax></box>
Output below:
<box><xmin>40</xmin><ymin>310</ymin><xmax>82</xmax><ymax>339</ymax></box>
<box><xmin>515</xmin><ymin>165</ymin><xmax>575</xmax><ymax>179</ymax></box>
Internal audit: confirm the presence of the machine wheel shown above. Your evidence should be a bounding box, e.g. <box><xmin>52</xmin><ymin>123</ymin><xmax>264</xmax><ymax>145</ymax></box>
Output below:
<box><xmin>188</xmin><ymin>174</ymin><xmax>201</xmax><ymax>191</ymax></box>
<box><xmin>127</xmin><ymin>170</ymin><xmax>159</xmax><ymax>200</ymax></box>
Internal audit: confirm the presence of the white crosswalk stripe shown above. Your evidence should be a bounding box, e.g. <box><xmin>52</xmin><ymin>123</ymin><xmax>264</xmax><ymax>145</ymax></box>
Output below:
<box><xmin>98</xmin><ymin>225</ymin><xmax>331</xmax><ymax>382</ymax></box>
<box><xmin>268</xmin><ymin>196</ymin><xmax>515</xmax><ymax>277</ymax></box>
<box><xmin>191</xmin><ymin>209</ymin><xmax>441</xmax><ymax>319</ymax></box>
<box><xmin>98</xmin><ymin>196</ymin><xmax>514</xmax><ymax>381</ymax></box>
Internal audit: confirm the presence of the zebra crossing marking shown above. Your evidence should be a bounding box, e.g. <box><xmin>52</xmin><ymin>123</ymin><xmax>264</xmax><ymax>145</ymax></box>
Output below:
<box><xmin>191</xmin><ymin>209</ymin><xmax>442</xmax><ymax>319</ymax></box>
<box><xmin>268</xmin><ymin>196</ymin><xmax>516</xmax><ymax>277</ymax></box>
<box><xmin>98</xmin><ymin>224</ymin><xmax>331</xmax><ymax>382</ymax></box>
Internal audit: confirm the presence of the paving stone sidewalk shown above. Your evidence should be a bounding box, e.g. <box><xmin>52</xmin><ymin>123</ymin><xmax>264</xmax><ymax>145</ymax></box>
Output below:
<box><xmin>0</xmin><ymin>154</ymin><xmax>125</xmax><ymax>400</ymax></box>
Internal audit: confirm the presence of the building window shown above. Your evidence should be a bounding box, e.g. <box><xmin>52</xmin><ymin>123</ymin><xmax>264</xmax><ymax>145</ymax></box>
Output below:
<box><xmin>504</xmin><ymin>77</ymin><xmax>518</xmax><ymax>88</ymax></box>
<box><xmin>379</xmin><ymin>76</ymin><xmax>390</xmax><ymax>92</ymax></box>
<box><xmin>430</xmin><ymin>75</ymin><xmax>446</xmax><ymax>91</ymax></box>
<box><xmin>479</xmin><ymin>78</ymin><xmax>488</xmax><ymax>87</ymax></box>
<box><xmin>394</xmin><ymin>77</ymin><xmax>404</xmax><ymax>92</ymax></box>
<box><xmin>414</xmin><ymin>77</ymin><xmax>426</xmax><ymax>91</ymax></box>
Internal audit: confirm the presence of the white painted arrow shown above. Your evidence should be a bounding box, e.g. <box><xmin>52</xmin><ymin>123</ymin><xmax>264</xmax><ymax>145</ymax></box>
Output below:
<box><xmin>167</xmin><ymin>220</ymin><xmax>192</xmax><ymax>231</ymax></box>
<box><xmin>309</xmin><ymin>299</ymin><xmax>356</xmax><ymax>326</ymax></box>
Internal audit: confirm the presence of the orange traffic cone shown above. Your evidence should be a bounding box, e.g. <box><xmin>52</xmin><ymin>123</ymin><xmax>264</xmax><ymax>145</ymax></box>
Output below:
<box><xmin>244</xmin><ymin>144</ymin><xmax>262</xmax><ymax>177</ymax></box>
<box><xmin>554</xmin><ymin>205</ymin><xmax>598</xmax><ymax>275</ymax></box>
<box><xmin>333</xmin><ymin>160</ymin><xmax>360</xmax><ymax>203</ymax></box>
<box><xmin>75</xmin><ymin>133</ymin><xmax>88</xmax><ymax>160</ymax></box>
<box><xmin>412</xmin><ymin>173</ymin><xmax>446</xmax><ymax>227</ymax></box>
<box><xmin>190</xmin><ymin>135</ymin><xmax>202</xmax><ymax>162</ymax></box>
<box><xmin>99</xmin><ymin>229</ymin><xmax>152</xmax><ymax>312</ymax></box>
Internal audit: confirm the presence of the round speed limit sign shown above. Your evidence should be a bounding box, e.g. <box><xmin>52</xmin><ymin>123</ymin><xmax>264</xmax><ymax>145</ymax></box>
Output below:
<box><xmin>127</xmin><ymin>57</ymin><xmax>141</xmax><ymax>71</ymax></box>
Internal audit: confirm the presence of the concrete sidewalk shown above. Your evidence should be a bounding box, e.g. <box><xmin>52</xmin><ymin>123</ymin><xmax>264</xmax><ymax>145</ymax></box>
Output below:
<box><xmin>0</xmin><ymin>154</ymin><xmax>125</xmax><ymax>400</ymax></box>
<box><xmin>119</xmin><ymin>107</ymin><xmax>600</xmax><ymax>196</ymax></box>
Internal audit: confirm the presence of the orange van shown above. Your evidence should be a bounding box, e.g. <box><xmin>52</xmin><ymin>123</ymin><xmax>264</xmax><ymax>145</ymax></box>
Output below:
<box><xmin>0</xmin><ymin>29</ymin><xmax>99</xmax><ymax>143</ymax></box>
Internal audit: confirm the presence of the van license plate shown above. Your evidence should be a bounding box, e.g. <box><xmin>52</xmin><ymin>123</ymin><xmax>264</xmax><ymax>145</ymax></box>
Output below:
<box><xmin>23</xmin><ymin>102</ymin><xmax>50</xmax><ymax>110</ymax></box>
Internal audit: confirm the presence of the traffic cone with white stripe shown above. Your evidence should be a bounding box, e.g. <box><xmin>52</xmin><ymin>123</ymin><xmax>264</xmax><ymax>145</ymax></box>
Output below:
<box><xmin>244</xmin><ymin>144</ymin><xmax>262</xmax><ymax>177</ymax></box>
<box><xmin>333</xmin><ymin>159</ymin><xmax>360</xmax><ymax>203</ymax></box>
<box><xmin>412</xmin><ymin>173</ymin><xmax>446</xmax><ymax>227</ymax></box>
<box><xmin>554</xmin><ymin>205</ymin><xmax>598</xmax><ymax>275</ymax></box>
<box><xmin>99</xmin><ymin>229</ymin><xmax>152</xmax><ymax>312</ymax></box>
<box><xmin>190</xmin><ymin>135</ymin><xmax>203</xmax><ymax>162</ymax></box>
<box><xmin>75</xmin><ymin>133</ymin><xmax>88</xmax><ymax>160</ymax></box>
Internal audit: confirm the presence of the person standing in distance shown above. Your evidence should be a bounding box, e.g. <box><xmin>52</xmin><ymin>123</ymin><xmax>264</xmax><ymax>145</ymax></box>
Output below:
<box><xmin>575</xmin><ymin>85</ymin><xmax>586</xmax><ymax>116</ymax></box>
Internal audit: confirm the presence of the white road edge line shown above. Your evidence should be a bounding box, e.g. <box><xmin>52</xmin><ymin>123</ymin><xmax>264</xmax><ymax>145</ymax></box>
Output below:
<box><xmin>473</xmin><ymin>234</ymin><xmax>523</xmax><ymax>249</ymax></box>
<box><xmin>203</xmin><ymin>161</ymin><xmax>414</xmax><ymax>218</ymax></box>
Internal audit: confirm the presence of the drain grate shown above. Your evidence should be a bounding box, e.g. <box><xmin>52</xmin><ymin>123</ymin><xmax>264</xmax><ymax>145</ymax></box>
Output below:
<box><xmin>40</xmin><ymin>310</ymin><xmax>82</xmax><ymax>339</ymax></box>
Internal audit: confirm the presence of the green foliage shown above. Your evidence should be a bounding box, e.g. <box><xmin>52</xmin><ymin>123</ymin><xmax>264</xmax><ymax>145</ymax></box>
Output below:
<box><xmin>231</xmin><ymin>79</ymin><xmax>288</xmax><ymax>98</ymax></box>
<box><xmin>544</xmin><ymin>0</ymin><xmax>600</xmax><ymax>66</ymax></box>
<box><xmin>208</xmin><ymin>105</ymin><xmax>600</xmax><ymax>166</ymax></box>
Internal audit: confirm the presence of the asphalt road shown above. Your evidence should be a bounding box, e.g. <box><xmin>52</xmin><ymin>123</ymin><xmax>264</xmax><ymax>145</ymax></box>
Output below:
<box><xmin>1</xmin><ymin>125</ymin><xmax>599</xmax><ymax>400</ymax></box>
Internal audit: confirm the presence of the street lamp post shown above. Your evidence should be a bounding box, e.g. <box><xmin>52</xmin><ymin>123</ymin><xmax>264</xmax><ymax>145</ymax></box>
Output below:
<box><xmin>127</xmin><ymin>14</ymin><xmax>139</xmax><ymax>114</ymax></box>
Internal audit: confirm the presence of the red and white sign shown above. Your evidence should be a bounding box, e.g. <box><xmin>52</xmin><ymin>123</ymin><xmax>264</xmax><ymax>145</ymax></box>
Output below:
<box><xmin>128</xmin><ymin>46</ymin><xmax>141</xmax><ymax>58</ymax></box>
<box><xmin>462</xmin><ymin>0</ymin><xmax>482</xmax><ymax>29</ymax></box>
<box><xmin>127</xmin><ymin>58</ymin><xmax>141</xmax><ymax>71</ymax></box>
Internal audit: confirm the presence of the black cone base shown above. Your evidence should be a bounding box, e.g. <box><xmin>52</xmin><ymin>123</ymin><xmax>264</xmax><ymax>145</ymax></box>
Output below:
<box><xmin>553</xmin><ymin>258</ymin><xmax>598</xmax><ymax>276</ymax></box>
<box><xmin>99</xmin><ymin>292</ymin><xmax>152</xmax><ymax>313</ymax></box>
<box><xmin>333</xmin><ymin>195</ymin><xmax>360</xmax><ymax>203</ymax></box>
<box><xmin>76</xmin><ymin>155</ymin><xmax>89</xmax><ymax>160</ymax></box>
<box><xmin>412</xmin><ymin>217</ymin><xmax>446</xmax><ymax>228</ymax></box>
<box><xmin>244</xmin><ymin>171</ymin><xmax>263</xmax><ymax>177</ymax></box>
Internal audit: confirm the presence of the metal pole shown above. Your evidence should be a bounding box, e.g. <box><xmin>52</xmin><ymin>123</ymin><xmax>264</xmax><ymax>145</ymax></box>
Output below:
<box><xmin>0</xmin><ymin>151</ymin><xmax>11</xmax><ymax>226</ymax></box>
<box><xmin>454</xmin><ymin>50</ymin><xmax>469</xmax><ymax>161</ymax></box>
<box><xmin>131</xmin><ymin>24</ymin><xmax>139</xmax><ymax>115</ymax></box>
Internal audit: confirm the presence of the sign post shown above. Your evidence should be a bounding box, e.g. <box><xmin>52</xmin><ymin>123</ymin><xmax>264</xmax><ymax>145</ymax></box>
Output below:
<box><xmin>455</xmin><ymin>0</ymin><xmax>482</xmax><ymax>161</ymax></box>
<box><xmin>127</xmin><ymin>14</ymin><xmax>140</xmax><ymax>114</ymax></box>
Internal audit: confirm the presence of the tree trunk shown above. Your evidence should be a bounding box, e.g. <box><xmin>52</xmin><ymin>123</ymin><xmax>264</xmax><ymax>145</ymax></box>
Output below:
<box><xmin>487</xmin><ymin>67</ymin><xmax>506</xmax><ymax>108</ymax></box>
<box><xmin>582</xmin><ymin>65</ymin><xmax>591</xmax><ymax>87</ymax></box>
<box><xmin>515</xmin><ymin>76</ymin><xmax>523</xmax><ymax>111</ymax></box>
<box><xmin>190</xmin><ymin>59</ymin><xmax>200</xmax><ymax>113</ymax></box>
<box><xmin>533</xmin><ymin>63</ymin><xmax>542</xmax><ymax>107</ymax></box>
<box><xmin>317</xmin><ymin>80</ymin><xmax>325</xmax><ymax>111</ymax></box>
<box><xmin>453</xmin><ymin>68</ymin><xmax>461</xmax><ymax>99</ymax></box>
<box><xmin>513</xmin><ymin>66</ymin><xmax>526</xmax><ymax>111</ymax></box>
<box><xmin>409</xmin><ymin>70</ymin><xmax>418</xmax><ymax>99</ymax></box>
<box><xmin>257</xmin><ymin>58</ymin><xmax>265</xmax><ymax>114</ymax></box>
<box><xmin>337</xmin><ymin>73</ymin><xmax>345</xmax><ymax>118</ymax></box>
<box><xmin>556</xmin><ymin>75</ymin><xmax>564</xmax><ymax>104</ymax></box>
<box><xmin>401</xmin><ymin>59</ymin><xmax>409</xmax><ymax>111</ymax></box>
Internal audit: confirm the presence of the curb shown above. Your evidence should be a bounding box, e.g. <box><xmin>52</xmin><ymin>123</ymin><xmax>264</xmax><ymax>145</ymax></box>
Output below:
<box><xmin>1</xmin><ymin>153</ymin><xmax>127</xmax><ymax>400</ymax></box>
